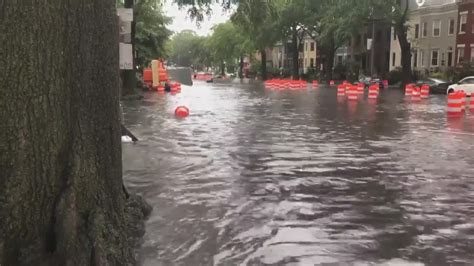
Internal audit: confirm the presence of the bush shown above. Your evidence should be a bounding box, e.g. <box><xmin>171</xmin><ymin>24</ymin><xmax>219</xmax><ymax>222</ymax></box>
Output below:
<box><xmin>249</xmin><ymin>59</ymin><xmax>261</xmax><ymax>75</ymax></box>
<box><xmin>388</xmin><ymin>68</ymin><xmax>404</xmax><ymax>85</ymax></box>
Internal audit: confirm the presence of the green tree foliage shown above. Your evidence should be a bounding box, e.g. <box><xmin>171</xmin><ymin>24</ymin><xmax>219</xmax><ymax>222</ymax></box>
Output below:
<box><xmin>167</xmin><ymin>30</ymin><xmax>212</xmax><ymax>70</ymax></box>
<box><xmin>207</xmin><ymin>22</ymin><xmax>245</xmax><ymax>75</ymax></box>
<box><xmin>369</xmin><ymin>0</ymin><xmax>412</xmax><ymax>85</ymax></box>
<box><xmin>299</xmin><ymin>0</ymin><xmax>368</xmax><ymax>80</ymax></box>
<box><xmin>135</xmin><ymin>1</ymin><xmax>172</xmax><ymax>69</ymax></box>
<box><xmin>231</xmin><ymin>0</ymin><xmax>280</xmax><ymax>80</ymax></box>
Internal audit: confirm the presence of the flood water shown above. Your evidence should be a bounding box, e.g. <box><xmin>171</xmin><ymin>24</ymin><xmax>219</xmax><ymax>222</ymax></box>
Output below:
<box><xmin>122</xmin><ymin>81</ymin><xmax>474</xmax><ymax>266</ymax></box>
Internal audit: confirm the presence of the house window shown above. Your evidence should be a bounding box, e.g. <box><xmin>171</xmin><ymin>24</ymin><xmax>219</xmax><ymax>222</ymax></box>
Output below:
<box><xmin>310</xmin><ymin>42</ymin><xmax>315</xmax><ymax>51</ymax></box>
<box><xmin>431</xmin><ymin>50</ymin><xmax>439</xmax><ymax>66</ymax></box>
<box><xmin>304</xmin><ymin>58</ymin><xmax>307</xmax><ymax>67</ymax></box>
<box><xmin>420</xmin><ymin>50</ymin><xmax>424</xmax><ymax>67</ymax></box>
<box><xmin>310</xmin><ymin>58</ymin><xmax>314</xmax><ymax>67</ymax></box>
<box><xmin>392</xmin><ymin>53</ymin><xmax>396</xmax><ymax>67</ymax></box>
<box><xmin>458</xmin><ymin>48</ymin><xmax>465</xmax><ymax>64</ymax></box>
<box><xmin>447</xmin><ymin>51</ymin><xmax>453</xmax><ymax>67</ymax></box>
<box><xmin>415</xmin><ymin>24</ymin><xmax>420</xmax><ymax>39</ymax></box>
<box><xmin>460</xmin><ymin>14</ymin><xmax>467</xmax><ymax>34</ymax></box>
<box><xmin>449</xmin><ymin>18</ymin><xmax>455</xmax><ymax>35</ymax></box>
<box><xmin>422</xmin><ymin>22</ymin><xmax>428</xmax><ymax>37</ymax></box>
<box><xmin>413</xmin><ymin>50</ymin><xmax>418</xmax><ymax>68</ymax></box>
<box><xmin>305</xmin><ymin>42</ymin><xmax>308</xmax><ymax>51</ymax></box>
<box><xmin>338</xmin><ymin>55</ymin><xmax>343</xmax><ymax>64</ymax></box>
<box><xmin>433</xmin><ymin>20</ymin><xmax>441</xmax><ymax>37</ymax></box>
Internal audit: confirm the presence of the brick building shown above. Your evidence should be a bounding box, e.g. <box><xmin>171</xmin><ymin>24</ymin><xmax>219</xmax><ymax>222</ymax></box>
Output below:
<box><xmin>455</xmin><ymin>0</ymin><xmax>474</xmax><ymax>65</ymax></box>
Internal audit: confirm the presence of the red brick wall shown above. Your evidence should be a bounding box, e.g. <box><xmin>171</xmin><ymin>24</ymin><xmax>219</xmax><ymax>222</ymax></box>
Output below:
<box><xmin>456</xmin><ymin>2</ymin><xmax>474</xmax><ymax>65</ymax></box>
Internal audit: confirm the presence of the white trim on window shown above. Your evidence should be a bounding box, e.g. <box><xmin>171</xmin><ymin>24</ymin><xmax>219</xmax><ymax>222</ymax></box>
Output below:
<box><xmin>433</xmin><ymin>20</ymin><xmax>441</xmax><ymax>37</ymax></box>
<box><xmin>422</xmin><ymin>21</ymin><xmax>428</xmax><ymax>37</ymax></box>
<box><xmin>420</xmin><ymin>50</ymin><xmax>425</xmax><ymax>67</ymax></box>
<box><xmin>460</xmin><ymin>14</ymin><xmax>467</xmax><ymax>34</ymax></box>
<box><xmin>458</xmin><ymin>44</ymin><xmax>466</xmax><ymax>48</ymax></box>
<box><xmin>460</xmin><ymin>11</ymin><xmax>468</xmax><ymax>15</ymax></box>
<box><xmin>448</xmin><ymin>18</ymin><xmax>455</xmax><ymax>36</ymax></box>
<box><xmin>431</xmin><ymin>49</ymin><xmax>439</xmax><ymax>67</ymax></box>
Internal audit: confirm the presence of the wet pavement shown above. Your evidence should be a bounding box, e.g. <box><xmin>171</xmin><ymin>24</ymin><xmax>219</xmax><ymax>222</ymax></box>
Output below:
<box><xmin>122</xmin><ymin>81</ymin><xmax>474</xmax><ymax>266</ymax></box>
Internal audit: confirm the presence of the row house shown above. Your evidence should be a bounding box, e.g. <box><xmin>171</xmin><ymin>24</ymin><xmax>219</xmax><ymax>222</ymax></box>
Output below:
<box><xmin>456</xmin><ymin>0</ymin><xmax>474</xmax><ymax>64</ymax></box>
<box><xmin>390</xmin><ymin>0</ymin><xmax>474</xmax><ymax>74</ymax></box>
<box><xmin>270</xmin><ymin>34</ymin><xmax>317</xmax><ymax>75</ymax></box>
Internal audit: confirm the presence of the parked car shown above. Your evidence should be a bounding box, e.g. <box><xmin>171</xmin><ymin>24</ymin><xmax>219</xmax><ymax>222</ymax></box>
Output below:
<box><xmin>447</xmin><ymin>76</ymin><xmax>474</xmax><ymax>96</ymax></box>
<box><xmin>358</xmin><ymin>76</ymin><xmax>385</xmax><ymax>89</ymax></box>
<box><xmin>415</xmin><ymin>77</ymin><xmax>451</xmax><ymax>94</ymax></box>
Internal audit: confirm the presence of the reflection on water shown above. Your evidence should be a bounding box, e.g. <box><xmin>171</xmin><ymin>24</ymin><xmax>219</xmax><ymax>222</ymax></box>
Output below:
<box><xmin>122</xmin><ymin>81</ymin><xmax>474</xmax><ymax>265</ymax></box>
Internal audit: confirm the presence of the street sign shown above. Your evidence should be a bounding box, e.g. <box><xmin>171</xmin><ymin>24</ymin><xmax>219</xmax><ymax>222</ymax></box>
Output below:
<box><xmin>119</xmin><ymin>43</ymin><xmax>133</xmax><ymax>70</ymax></box>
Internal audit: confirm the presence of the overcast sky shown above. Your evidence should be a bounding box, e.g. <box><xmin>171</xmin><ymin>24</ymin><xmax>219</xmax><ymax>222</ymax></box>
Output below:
<box><xmin>163</xmin><ymin>2</ymin><xmax>232</xmax><ymax>36</ymax></box>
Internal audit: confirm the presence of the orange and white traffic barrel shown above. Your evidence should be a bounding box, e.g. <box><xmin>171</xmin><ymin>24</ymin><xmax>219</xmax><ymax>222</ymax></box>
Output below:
<box><xmin>447</xmin><ymin>91</ymin><xmax>464</xmax><ymax>117</ymax></box>
<box><xmin>420</xmin><ymin>84</ymin><xmax>430</xmax><ymax>99</ymax></box>
<box><xmin>312</xmin><ymin>80</ymin><xmax>319</xmax><ymax>87</ymax></box>
<box><xmin>405</xmin><ymin>84</ymin><xmax>413</xmax><ymax>96</ymax></box>
<box><xmin>368</xmin><ymin>84</ymin><xmax>379</xmax><ymax>99</ymax></box>
<box><xmin>329</xmin><ymin>80</ymin><xmax>335</xmax><ymax>86</ymax></box>
<box><xmin>470</xmin><ymin>94</ymin><xmax>474</xmax><ymax>112</ymax></box>
<box><xmin>412</xmin><ymin>87</ymin><xmax>421</xmax><ymax>102</ymax></box>
<box><xmin>460</xmin><ymin>91</ymin><xmax>467</xmax><ymax>110</ymax></box>
<box><xmin>337</xmin><ymin>84</ymin><xmax>346</xmax><ymax>96</ymax></box>
<box><xmin>356</xmin><ymin>83</ymin><xmax>364</xmax><ymax>95</ymax></box>
<box><xmin>347</xmin><ymin>85</ymin><xmax>358</xmax><ymax>101</ymax></box>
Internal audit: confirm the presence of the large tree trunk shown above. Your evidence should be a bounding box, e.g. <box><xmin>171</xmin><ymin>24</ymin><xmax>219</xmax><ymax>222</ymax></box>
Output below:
<box><xmin>239</xmin><ymin>56</ymin><xmax>244</xmax><ymax>79</ymax></box>
<box><xmin>121</xmin><ymin>0</ymin><xmax>137</xmax><ymax>96</ymax></box>
<box><xmin>396</xmin><ymin>22</ymin><xmax>412</xmax><ymax>87</ymax></box>
<box><xmin>221</xmin><ymin>60</ymin><xmax>226</xmax><ymax>76</ymax></box>
<box><xmin>260</xmin><ymin>49</ymin><xmax>268</xmax><ymax>80</ymax></box>
<box><xmin>291</xmin><ymin>27</ymin><xmax>299</xmax><ymax>80</ymax></box>
<box><xmin>0</xmin><ymin>2</ymin><xmax>148</xmax><ymax>265</ymax></box>
<box><xmin>323</xmin><ymin>47</ymin><xmax>336</xmax><ymax>81</ymax></box>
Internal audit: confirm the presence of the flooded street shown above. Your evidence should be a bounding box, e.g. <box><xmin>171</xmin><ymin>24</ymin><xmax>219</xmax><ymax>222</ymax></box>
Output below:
<box><xmin>122</xmin><ymin>81</ymin><xmax>474</xmax><ymax>265</ymax></box>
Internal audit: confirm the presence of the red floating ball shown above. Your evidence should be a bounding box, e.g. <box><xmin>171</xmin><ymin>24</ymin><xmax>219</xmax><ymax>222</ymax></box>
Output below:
<box><xmin>175</xmin><ymin>106</ymin><xmax>189</xmax><ymax>118</ymax></box>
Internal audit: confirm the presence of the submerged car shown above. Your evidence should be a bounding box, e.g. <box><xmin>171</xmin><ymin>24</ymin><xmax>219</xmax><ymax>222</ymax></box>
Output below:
<box><xmin>415</xmin><ymin>77</ymin><xmax>451</xmax><ymax>94</ymax></box>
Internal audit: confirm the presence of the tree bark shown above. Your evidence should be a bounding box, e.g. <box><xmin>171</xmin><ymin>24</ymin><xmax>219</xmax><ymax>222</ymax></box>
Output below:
<box><xmin>122</xmin><ymin>0</ymin><xmax>137</xmax><ymax>96</ymax></box>
<box><xmin>260</xmin><ymin>49</ymin><xmax>268</xmax><ymax>80</ymax></box>
<box><xmin>0</xmin><ymin>2</ymin><xmax>148</xmax><ymax>265</ymax></box>
<box><xmin>221</xmin><ymin>60</ymin><xmax>226</xmax><ymax>76</ymax></box>
<box><xmin>239</xmin><ymin>56</ymin><xmax>244</xmax><ymax>79</ymax></box>
<box><xmin>291</xmin><ymin>27</ymin><xmax>299</xmax><ymax>80</ymax></box>
<box><xmin>322</xmin><ymin>46</ymin><xmax>336</xmax><ymax>81</ymax></box>
<box><xmin>396</xmin><ymin>22</ymin><xmax>412</xmax><ymax>87</ymax></box>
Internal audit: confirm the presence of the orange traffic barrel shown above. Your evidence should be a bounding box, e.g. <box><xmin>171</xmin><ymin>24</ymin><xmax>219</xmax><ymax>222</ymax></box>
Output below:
<box><xmin>447</xmin><ymin>92</ymin><xmax>464</xmax><ymax>116</ymax></box>
<box><xmin>312</xmin><ymin>80</ymin><xmax>319</xmax><ymax>87</ymax></box>
<box><xmin>143</xmin><ymin>68</ymin><xmax>153</xmax><ymax>83</ymax></box>
<box><xmin>412</xmin><ymin>87</ymin><xmax>421</xmax><ymax>102</ymax></box>
<box><xmin>337</xmin><ymin>84</ymin><xmax>346</xmax><ymax>96</ymax></box>
<box><xmin>357</xmin><ymin>83</ymin><xmax>364</xmax><ymax>95</ymax></box>
<box><xmin>460</xmin><ymin>91</ymin><xmax>467</xmax><ymax>110</ymax></box>
<box><xmin>420</xmin><ymin>84</ymin><xmax>430</xmax><ymax>99</ymax></box>
<box><xmin>470</xmin><ymin>94</ymin><xmax>474</xmax><ymax>112</ymax></box>
<box><xmin>347</xmin><ymin>85</ymin><xmax>358</xmax><ymax>101</ymax></box>
<box><xmin>368</xmin><ymin>84</ymin><xmax>379</xmax><ymax>99</ymax></box>
<box><xmin>329</xmin><ymin>80</ymin><xmax>335</xmax><ymax>86</ymax></box>
<box><xmin>405</xmin><ymin>84</ymin><xmax>413</xmax><ymax>96</ymax></box>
